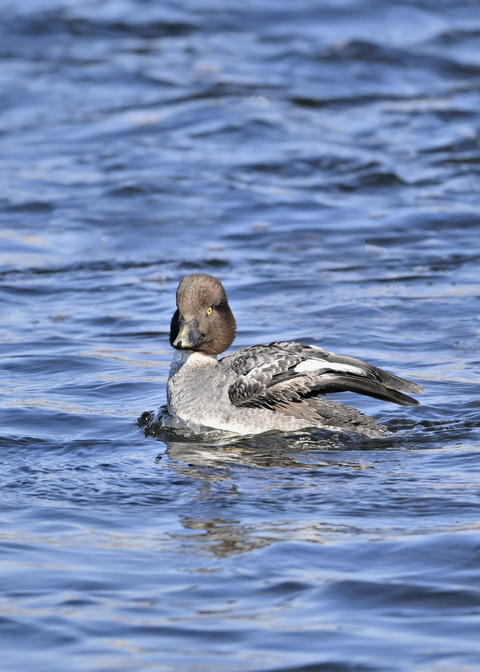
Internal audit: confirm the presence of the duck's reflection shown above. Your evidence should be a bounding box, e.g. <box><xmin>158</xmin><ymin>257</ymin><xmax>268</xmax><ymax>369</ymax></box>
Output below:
<box><xmin>136</xmin><ymin>410</ymin><xmax>404</xmax><ymax>558</ymax></box>
<box><xmin>139</xmin><ymin>406</ymin><xmax>367</xmax><ymax>469</ymax></box>
<box><xmin>173</xmin><ymin>516</ymin><xmax>274</xmax><ymax>558</ymax></box>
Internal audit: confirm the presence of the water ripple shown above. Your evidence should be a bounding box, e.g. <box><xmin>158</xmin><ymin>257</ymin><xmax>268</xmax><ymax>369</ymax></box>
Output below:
<box><xmin>1</xmin><ymin>1</ymin><xmax>480</xmax><ymax>671</ymax></box>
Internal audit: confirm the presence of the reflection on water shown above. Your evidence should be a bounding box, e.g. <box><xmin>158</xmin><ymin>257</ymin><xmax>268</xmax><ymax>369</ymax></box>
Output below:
<box><xmin>176</xmin><ymin>516</ymin><xmax>274</xmax><ymax>558</ymax></box>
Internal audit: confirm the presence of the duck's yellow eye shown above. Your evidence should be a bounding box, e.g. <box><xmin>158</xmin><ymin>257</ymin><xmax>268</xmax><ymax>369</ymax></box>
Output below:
<box><xmin>206</xmin><ymin>306</ymin><xmax>213</xmax><ymax>316</ymax></box>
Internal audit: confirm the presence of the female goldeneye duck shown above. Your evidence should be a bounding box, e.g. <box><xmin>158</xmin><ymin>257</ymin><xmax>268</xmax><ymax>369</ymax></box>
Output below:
<box><xmin>166</xmin><ymin>273</ymin><xmax>424</xmax><ymax>438</ymax></box>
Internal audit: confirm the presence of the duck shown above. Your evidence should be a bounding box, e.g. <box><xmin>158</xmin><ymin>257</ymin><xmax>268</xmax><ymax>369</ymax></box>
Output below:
<box><xmin>164</xmin><ymin>273</ymin><xmax>424</xmax><ymax>438</ymax></box>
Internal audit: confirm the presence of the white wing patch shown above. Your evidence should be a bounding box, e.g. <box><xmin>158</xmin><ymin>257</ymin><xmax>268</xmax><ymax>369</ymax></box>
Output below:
<box><xmin>294</xmin><ymin>359</ymin><xmax>366</xmax><ymax>376</ymax></box>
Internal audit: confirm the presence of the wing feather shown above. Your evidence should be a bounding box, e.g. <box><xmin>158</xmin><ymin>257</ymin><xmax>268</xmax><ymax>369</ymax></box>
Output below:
<box><xmin>226</xmin><ymin>341</ymin><xmax>423</xmax><ymax>410</ymax></box>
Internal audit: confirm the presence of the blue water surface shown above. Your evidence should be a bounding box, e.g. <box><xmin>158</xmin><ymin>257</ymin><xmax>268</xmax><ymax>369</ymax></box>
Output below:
<box><xmin>1</xmin><ymin>1</ymin><xmax>480</xmax><ymax>670</ymax></box>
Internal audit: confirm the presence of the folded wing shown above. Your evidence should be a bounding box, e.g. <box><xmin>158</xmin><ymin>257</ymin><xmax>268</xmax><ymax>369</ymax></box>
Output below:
<box><xmin>227</xmin><ymin>341</ymin><xmax>424</xmax><ymax>412</ymax></box>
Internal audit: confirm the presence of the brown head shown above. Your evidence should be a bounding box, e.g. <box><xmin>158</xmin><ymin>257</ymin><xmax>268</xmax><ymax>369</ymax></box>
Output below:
<box><xmin>169</xmin><ymin>274</ymin><xmax>237</xmax><ymax>356</ymax></box>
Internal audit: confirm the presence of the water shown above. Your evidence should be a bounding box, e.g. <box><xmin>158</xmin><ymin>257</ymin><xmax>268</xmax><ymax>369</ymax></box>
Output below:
<box><xmin>1</xmin><ymin>0</ymin><xmax>480</xmax><ymax>670</ymax></box>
